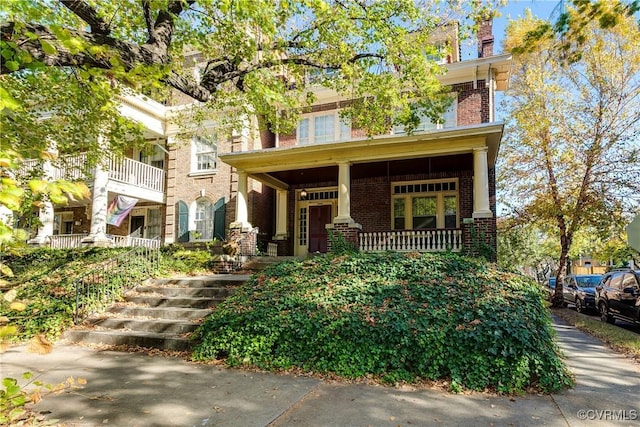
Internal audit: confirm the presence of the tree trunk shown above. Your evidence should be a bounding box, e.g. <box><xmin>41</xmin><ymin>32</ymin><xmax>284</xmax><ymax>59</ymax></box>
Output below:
<box><xmin>551</xmin><ymin>234</ymin><xmax>571</xmax><ymax>308</ymax></box>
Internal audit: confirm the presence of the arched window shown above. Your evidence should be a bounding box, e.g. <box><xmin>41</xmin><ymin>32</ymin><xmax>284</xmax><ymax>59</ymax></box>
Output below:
<box><xmin>195</xmin><ymin>198</ymin><xmax>214</xmax><ymax>240</ymax></box>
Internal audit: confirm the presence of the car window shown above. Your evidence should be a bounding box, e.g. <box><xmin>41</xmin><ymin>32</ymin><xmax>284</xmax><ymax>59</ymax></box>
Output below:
<box><xmin>575</xmin><ymin>275</ymin><xmax>602</xmax><ymax>286</ymax></box>
<box><xmin>621</xmin><ymin>274</ymin><xmax>639</xmax><ymax>289</ymax></box>
<box><xmin>609</xmin><ymin>273</ymin><xmax>624</xmax><ymax>290</ymax></box>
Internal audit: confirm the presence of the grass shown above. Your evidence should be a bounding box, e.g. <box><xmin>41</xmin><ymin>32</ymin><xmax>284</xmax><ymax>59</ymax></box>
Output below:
<box><xmin>552</xmin><ymin>308</ymin><xmax>640</xmax><ymax>362</ymax></box>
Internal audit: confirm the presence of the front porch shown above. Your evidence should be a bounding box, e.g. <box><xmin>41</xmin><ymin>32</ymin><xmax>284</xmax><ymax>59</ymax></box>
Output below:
<box><xmin>21</xmin><ymin>153</ymin><xmax>166</xmax><ymax>247</ymax></box>
<box><xmin>220</xmin><ymin>123</ymin><xmax>501</xmax><ymax>259</ymax></box>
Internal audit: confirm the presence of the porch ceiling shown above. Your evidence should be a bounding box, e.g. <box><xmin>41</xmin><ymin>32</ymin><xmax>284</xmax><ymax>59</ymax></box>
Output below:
<box><xmin>220</xmin><ymin>122</ymin><xmax>502</xmax><ymax>189</ymax></box>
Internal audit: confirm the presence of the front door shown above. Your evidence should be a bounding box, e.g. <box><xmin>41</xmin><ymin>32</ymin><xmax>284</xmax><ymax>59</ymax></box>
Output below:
<box><xmin>130</xmin><ymin>216</ymin><xmax>145</xmax><ymax>237</ymax></box>
<box><xmin>308</xmin><ymin>205</ymin><xmax>332</xmax><ymax>253</ymax></box>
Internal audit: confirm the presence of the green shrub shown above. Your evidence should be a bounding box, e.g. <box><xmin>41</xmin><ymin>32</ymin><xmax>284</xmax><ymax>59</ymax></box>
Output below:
<box><xmin>193</xmin><ymin>252</ymin><xmax>572</xmax><ymax>393</ymax></box>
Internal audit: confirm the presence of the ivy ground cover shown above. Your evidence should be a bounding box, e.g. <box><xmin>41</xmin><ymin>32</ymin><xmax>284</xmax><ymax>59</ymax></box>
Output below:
<box><xmin>193</xmin><ymin>252</ymin><xmax>572</xmax><ymax>393</ymax></box>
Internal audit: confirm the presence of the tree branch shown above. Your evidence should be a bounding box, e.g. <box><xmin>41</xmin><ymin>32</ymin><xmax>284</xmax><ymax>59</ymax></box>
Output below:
<box><xmin>60</xmin><ymin>0</ymin><xmax>110</xmax><ymax>35</ymax></box>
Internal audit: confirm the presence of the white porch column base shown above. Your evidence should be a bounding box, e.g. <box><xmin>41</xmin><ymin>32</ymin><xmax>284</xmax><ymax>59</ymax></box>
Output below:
<box><xmin>229</xmin><ymin>221</ymin><xmax>253</xmax><ymax>232</ymax></box>
<box><xmin>472</xmin><ymin>146</ymin><xmax>493</xmax><ymax>217</ymax></box>
<box><xmin>334</xmin><ymin>161</ymin><xmax>354</xmax><ymax>224</ymax></box>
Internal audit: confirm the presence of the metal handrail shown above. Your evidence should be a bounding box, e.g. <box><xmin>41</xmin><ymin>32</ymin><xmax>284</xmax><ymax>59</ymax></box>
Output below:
<box><xmin>73</xmin><ymin>244</ymin><xmax>159</xmax><ymax>323</ymax></box>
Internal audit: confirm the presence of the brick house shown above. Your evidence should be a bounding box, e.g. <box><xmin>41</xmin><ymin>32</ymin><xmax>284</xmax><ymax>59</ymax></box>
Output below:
<box><xmin>24</xmin><ymin>20</ymin><xmax>509</xmax><ymax>259</ymax></box>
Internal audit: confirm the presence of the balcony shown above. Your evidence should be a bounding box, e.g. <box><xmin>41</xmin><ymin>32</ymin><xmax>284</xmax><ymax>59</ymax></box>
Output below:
<box><xmin>21</xmin><ymin>154</ymin><xmax>165</xmax><ymax>203</ymax></box>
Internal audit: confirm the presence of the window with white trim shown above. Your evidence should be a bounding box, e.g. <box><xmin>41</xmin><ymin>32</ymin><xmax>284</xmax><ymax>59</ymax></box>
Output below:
<box><xmin>391</xmin><ymin>179</ymin><xmax>458</xmax><ymax>229</ymax></box>
<box><xmin>191</xmin><ymin>136</ymin><xmax>217</xmax><ymax>173</ymax></box>
<box><xmin>297</xmin><ymin>111</ymin><xmax>351</xmax><ymax>145</ymax></box>
<box><xmin>393</xmin><ymin>97</ymin><xmax>457</xmax><ymax>135</ymax></box>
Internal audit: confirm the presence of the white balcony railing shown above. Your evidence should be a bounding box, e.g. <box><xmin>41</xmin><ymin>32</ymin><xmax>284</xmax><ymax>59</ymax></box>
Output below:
<box><xmin>19</xmin><ymin>154</ymin><xmax>164</xmax><ymax>194</ymax></box>
<box><xmin>108</xmin><ymin>157</ymin><xmax>164</xmax><ymax>193</ymax></box>
<box><xmin>359</xmin><ymin>229</ymin><xmax>463</xmax><ymax>252</ymax></box>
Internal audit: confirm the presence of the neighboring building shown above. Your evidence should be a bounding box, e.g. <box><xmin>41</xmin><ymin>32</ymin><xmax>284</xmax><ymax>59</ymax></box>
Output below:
<box><xmin>20</xmin><ymin>20</ymin><xmax>510</xmax><ymax>259</ymax></box>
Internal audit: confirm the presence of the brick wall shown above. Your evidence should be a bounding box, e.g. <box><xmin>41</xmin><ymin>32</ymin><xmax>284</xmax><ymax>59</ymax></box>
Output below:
<box><xmin>453</xmin><ymin>80</ymin><xmax>489</xmax><ymax>125</ymax></box>
<box><xmin>477</xmin><ymin>19</ymin><xmax>494</xmax><ymax>58</ymax></box>
<box><xmin>165</xmin><ymin>133</ymin><xmax>236</xmax><ymax>243</ymax></box>
<box><xmin>326</xmin><ymin>223</ymin><xmax>360</xmax><ymax>252</ymax></box>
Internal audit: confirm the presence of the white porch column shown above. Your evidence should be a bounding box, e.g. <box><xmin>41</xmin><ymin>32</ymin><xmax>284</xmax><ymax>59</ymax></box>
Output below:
<box><xmin>82</xmin><ymin>147</ymin><xmax>112</xmax><ymax>246</ymax></box>
<box><xmin>28</xmin><ymin>144</ymin><xmax>56</xmax><ymax>245</ymax></box>
<box><xmin>334</xmin><ymin>161</ymin><xmax>354</xmax><ymax>223</ymax></box>
<box><xmin>273</xmin><ymin>189</ymin><xmax>288</xmax><ymax>239</ymax></box>
<box><xmin>472</xmin><ymin>146</ymin><xmax>493</xmax><ymax>218</ymax></box>
<box><xmin>230</xmin><ymin>170</ymin><xmax>252</xmax><ymax>231</ymax></box>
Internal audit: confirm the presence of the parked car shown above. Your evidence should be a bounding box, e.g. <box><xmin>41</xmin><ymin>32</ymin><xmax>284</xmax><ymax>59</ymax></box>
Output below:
<box><xmin>596</xmin><ymin>269</ymin><xmax>640</xmax><ymax>325</ymax></box>
<box><xmin>562</xmin><ymin>274</ymin><xmax>602</xmax><ymax>313</ymax></box>
<box><xmin>542</xmin><ymin>278</ymin><xmax>557</xmax><ymax>301</ymax></box>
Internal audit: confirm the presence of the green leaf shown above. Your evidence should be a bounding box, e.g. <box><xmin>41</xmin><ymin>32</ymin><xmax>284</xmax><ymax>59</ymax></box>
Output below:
<box><xmin>4</xmin><ymin>61</ymin><xmax>19</xmax><ymax>71</ymax></box>
<box><xmin>40</xmin><ymin>40</ymin><xmax>57</xmax><ymax>55</ymax></box>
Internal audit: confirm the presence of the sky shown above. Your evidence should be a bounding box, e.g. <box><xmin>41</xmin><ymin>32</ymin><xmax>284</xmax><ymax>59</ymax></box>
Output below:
<box><xmin>493</xmin><ymin>0</ymin><xmax>562</xmax><ymax>55</ymax></box>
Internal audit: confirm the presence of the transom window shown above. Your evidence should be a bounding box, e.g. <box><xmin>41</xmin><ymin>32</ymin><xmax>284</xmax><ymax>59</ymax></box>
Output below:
<box><xmin>392</xmin><ymin>179</ymin><xmax>458</xmax><ymax>230</ymax></box>
<box><xmin>192</xmin><ymin>136</ymin><xmax>217</xmax><ymax>173</ymax></box>
<box><xmin>297</xmin><ymin>112</ymin><xmax>351</xmax><ymax>145</ymax></box>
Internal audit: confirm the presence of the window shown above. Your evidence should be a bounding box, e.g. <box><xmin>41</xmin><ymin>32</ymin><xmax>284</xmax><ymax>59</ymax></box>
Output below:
<box><xmin>393</xmin><ymin>98</ymin><xmax>457</xmax><ymax>135</ymax></box>
<box><xmin>195</xmin><ymin>198</ymin><xmax>214</xmax><ymax>240</ymax></box>
<box><xmin>53</xmin><ymin>212</ymin><xmax>73</xmax><ymax>235</ymax></box>
<box><xmin>392</xmin><ymin>179</ymin><xmax>458</xmax><ymax>230</ymax></box>
<box><xmin>140</xmin><ymin>144</ymin><xmax>165</xmax><ymax>170</ymax></box>
<box><xmin>297</xmin><ymin>112</ymin><xmax>351</xmax><ymax>144</ymax></box>
<box><xmin>192</xmin><ymin>136</ymin><xmax>217</xmax><ymax>173</ymax></box>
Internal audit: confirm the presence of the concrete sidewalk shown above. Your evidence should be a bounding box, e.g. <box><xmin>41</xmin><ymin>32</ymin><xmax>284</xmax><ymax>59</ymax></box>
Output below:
<box><xmin>1</xmin><ymin>317</ymin><xmax>638</xmax><ymax>427</ymax></box>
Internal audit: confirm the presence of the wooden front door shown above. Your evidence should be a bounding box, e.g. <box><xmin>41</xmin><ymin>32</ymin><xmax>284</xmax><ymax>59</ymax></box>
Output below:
<box><xmin>308</xmin><ymin>205</ymin><xmax>332</xmax><ymax>253</ymax></box>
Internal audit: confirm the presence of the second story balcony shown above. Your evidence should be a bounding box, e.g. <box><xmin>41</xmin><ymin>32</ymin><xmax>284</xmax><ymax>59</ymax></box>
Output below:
<box><xmin>21</xmin><ymin>153</ymin><xmax>166</xmax><ymax>204</ymax></box>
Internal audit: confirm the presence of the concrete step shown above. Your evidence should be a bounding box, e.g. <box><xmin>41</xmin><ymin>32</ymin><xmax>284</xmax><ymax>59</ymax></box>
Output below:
<box><xmin>64</xmin><ymin>330</ymin><xmax>192</xmax><ymax>351</ymax></box>
<box><xmin>106</xmin><ymin>306</ymin><xmax>213</xmax><ymax>320</ymax></box>
<box><xmin>132</xmin><ymin>286</ymin><xmax>236</xmax><ymax>298</ymax></box>
<box><xmin>150</xmin><ymin>275</ymin><xmax>251</xmax><ymax>288</ymax></box>
<box><xmin>86</xmin><ymin>317</ymin><xmax>199</xmax><ymax>334</ymax></box>
<box><xmin>66</xmin><ymin>274</ymin><xmax>248</xmax><ymax>351</ymax></box>
<box><xmin>123</xmin><ymin>295</ymin><xmax>222</xmax><ymax>309</ymax></box>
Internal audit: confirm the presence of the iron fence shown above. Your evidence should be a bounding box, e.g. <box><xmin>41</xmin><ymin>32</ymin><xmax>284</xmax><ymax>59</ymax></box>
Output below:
<box><xmin>74</xmin><ymin>243</ymin><xmax>160</xmax><ymax>323</ymax></box>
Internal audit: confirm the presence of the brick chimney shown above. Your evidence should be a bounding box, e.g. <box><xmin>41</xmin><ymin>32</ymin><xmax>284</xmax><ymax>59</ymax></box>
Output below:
<box><xmin>477</xmin><ymin>19</ymin><xmax>494</xmax><ymax>58</ymax></box>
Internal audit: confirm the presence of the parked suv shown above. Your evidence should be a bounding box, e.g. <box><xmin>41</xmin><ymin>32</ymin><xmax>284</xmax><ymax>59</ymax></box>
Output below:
<box><xmin>562</xmin><ymin>274</ymin><xmax>602</xmax><ymax>313</ymax></box>
<box><xmin>596</xmin><ymin>269</ymin><xmax>640</xmax><ymax>325</ymax></box>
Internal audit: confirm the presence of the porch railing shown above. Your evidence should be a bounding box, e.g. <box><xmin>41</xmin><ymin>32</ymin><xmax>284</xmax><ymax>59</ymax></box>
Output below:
<box><xmin>19</xmin><ymin>154</ymin><xmax>164</xmax><ymax>193</ymax></box>
<box><xmin>359</xmin><ymin>229</ymin><xmax>463</xmax><ymax>252</ymax></box>
<box><xmin>49</xmin><ymin>234</ymin><xmax>86</xmax><ymax>249</ymax></box>
<box><xmin>74</xmin><ymin>244</ymin><xmax>160</xmax><ymax>323</ymax></box>
<box><xmin>111</xmin><ymin>235</ymin><xmax>161</xmax><ymax>249</ymax></box>
<box><xmin>49</xmin><ymin>234</ymin><xmax>161</xmax><ymax>249</ymax></box>
<box><xmin>108</xmin><ymin>157</ymin><xmax>165</xmax><ymax>193</ymax></box>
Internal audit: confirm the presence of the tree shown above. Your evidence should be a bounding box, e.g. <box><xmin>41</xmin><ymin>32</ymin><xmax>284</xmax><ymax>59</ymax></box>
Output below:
<box><xmin>514</xmin><ymin>0</ymin><xmax>640</xmax><ymax>63</ymax></box>
<box><xmin>497</xmin><ymin>218</ymin><xmax>559</xmax><ymax>282</ymax></box>
<box><xmin>0</xmin><ymin>0</ymin><xmax>501</xmax><ymax>245</ymax></box>
<box><xmin>499</xmin><ymin>6</ymin><xmax>640</xmax><ymax>307</ymax></box>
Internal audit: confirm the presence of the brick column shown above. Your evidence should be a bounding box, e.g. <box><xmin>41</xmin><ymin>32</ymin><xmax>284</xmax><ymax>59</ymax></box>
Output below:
<box><xmin>463</xmin><ymin>217</ymin><xmax>496</xmax><ymax>261</ymax></box>
<box><xmin>326</xmin><ymin>222</ymin><xmax>361</xmax><ymax>252</ymax></box>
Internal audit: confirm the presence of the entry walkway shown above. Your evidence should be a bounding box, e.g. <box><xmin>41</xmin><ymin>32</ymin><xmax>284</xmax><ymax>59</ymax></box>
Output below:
<box><xmin>1</xmin><ymin>317</ymin><xmax>638</xmax><ymax>426</ymax></box>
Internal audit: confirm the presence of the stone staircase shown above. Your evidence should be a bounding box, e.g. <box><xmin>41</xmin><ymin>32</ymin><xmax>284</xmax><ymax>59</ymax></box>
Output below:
<box><xmin>63</xmin><ymin>275</ymin><xmax>250</xmax><ymax>351</ymax></box>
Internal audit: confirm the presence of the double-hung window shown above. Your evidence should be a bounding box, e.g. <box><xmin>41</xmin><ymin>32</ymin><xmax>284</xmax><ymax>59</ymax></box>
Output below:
<box><xmin>393</xmin><ymin>97</ymin><xmax>457</xmax><ymax>135</ymax></box>
<box><xmin>391</xmin><ymin>179</ymin><xmax>459</xmax><ymax>230</ymax></box>
<box><xmin>297</xmin><ymin>112</ymin><xmax>351</xmax><ymax>145</ymax></box>
<box><xmin>192</xmin><ymin>136</ymin><xmax>217</xmax><ymax>173</ymax></box>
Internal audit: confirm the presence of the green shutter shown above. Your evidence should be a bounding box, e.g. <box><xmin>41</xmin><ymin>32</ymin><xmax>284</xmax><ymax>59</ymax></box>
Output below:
<box><xmin>213</xmin><ymin>197</ymin><xmax>225</xmax><ymax>240</ymax></box>
<box><xmin>176</xmin><ymin>201</ymin><xmax>189</xmax><ymax>242</ymax></box>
